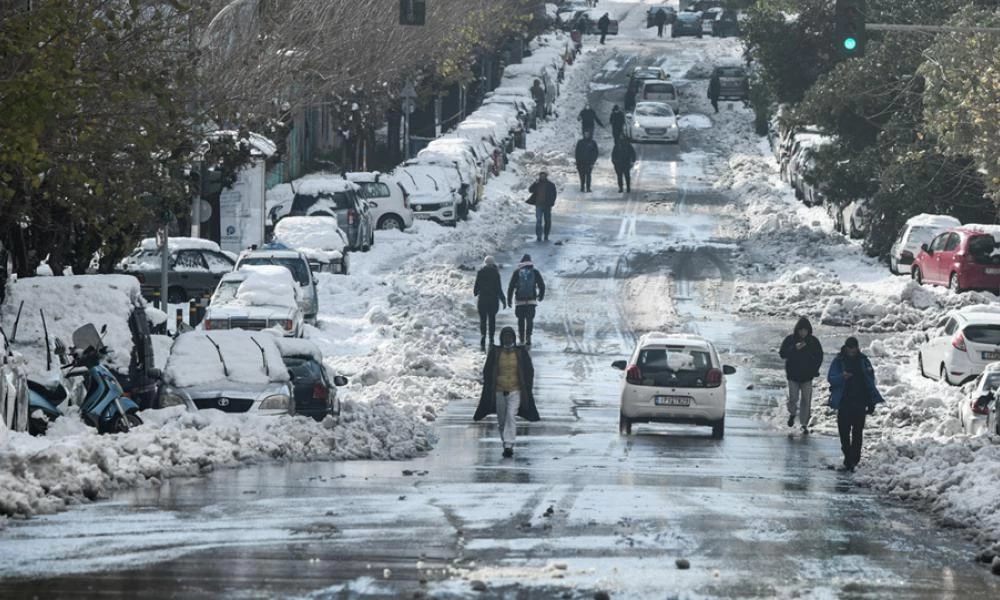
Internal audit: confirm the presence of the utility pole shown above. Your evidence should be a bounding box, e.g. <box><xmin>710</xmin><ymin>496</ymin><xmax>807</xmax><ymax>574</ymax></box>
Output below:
<box><xmin>157</xmin><ymin>224</ymin><xmax>169</xmax><ymax>309</ymax></box>
<box><xmin>401</xmin><ymin>81</ymin><xmax>417</xmax><ymax>159</ymax></box>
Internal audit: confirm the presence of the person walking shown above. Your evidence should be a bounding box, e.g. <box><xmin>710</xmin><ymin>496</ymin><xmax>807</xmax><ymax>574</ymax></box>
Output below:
<box><xmin>578</xmin><ymin>102</ymin><xmax>603</xmax><ymax>137</ymax></box>
<box><xmin>779</xmin><ymin>317</ymin><xmax>824</xmax><ymax>434</ymax></box>
<box><xmin>708</xmin><ymin>70</ymin><xmax>721</xmax><ymax>114</ymax></box>
<box><xmin>474</xmin><ymin>326</ymin><xmax>540</xmax><ymax>458</ymax></box>
<box><xmin>528</xmin><ymin>171</ymin><xmax>557</xmax><ymax>241</ymax></box>
<box><xmin>611</xmin><ymin>137</ymin><xmax>637</xmax><ymax>193</ymax></box>
<box><xmin>609</xmin><ymin>104</ymin><xmax>626</xmax><ymax>141</ymax></box>
<box><xmin>474</xmin><ymin>255</ymin><xmax>506</xmax><ymax>351</ymax></box>
<box><xmin>654</xmin><ymin>8</ymin><xmax>668</xmax><ymax>38</ymax></box>
<box><xmin>507</xmin><ymin>254</ymin><xmax>545</xmax><ymax>346</ymax></box>
<box><xmin>531</xmin><ymin>79</ymin><xmax>546</xmax><ymax>121</ymax></box>
<box><xmin>574</xmin><ymin>130</ymin><xmax>599</xmax><ymax>193</ymax></box>
<box><xmin>597</xmin><ymin>13</ymin><xmax>611</xmax><ymax>45</ymax></box>
<box><xmin>827</xmin><ymin>337</ymin><xmax>884</xmax><ymax>471</ymax></box>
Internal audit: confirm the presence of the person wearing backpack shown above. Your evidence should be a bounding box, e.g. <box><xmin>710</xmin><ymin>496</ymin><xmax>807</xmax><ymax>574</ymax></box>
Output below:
<box><xmin>507</xmin><ymin>254</ymin><xmax>545</xmax><ymax>346</ymax></box>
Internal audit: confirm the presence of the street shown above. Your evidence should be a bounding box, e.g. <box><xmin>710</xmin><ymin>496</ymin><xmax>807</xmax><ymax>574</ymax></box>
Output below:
<box><xmin>3</xmin><ymin>3</ymin><xmax>1000</xmax><ymax>599</ymax></box>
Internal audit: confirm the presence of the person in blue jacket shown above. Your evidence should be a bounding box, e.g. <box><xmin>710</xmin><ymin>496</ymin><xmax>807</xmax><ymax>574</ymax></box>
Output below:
<box><xmin>827</xmin><ymin>337</ymin><xmax>884</xmax><ymax>471</ymax></box>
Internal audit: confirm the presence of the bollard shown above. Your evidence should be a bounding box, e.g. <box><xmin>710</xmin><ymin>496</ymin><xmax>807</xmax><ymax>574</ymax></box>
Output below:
<box><xmin>175</xmin><ymin>308</ymin><xmax>184</xmax><ymax>332</ymax></box>
<box><xmin>189</xmin><ymin>300</ymin><xmax>198</xmax><ymax>328</ymax></box>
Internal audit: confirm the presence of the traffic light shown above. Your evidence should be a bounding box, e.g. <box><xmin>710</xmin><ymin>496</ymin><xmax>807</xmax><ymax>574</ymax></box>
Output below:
<box><xmin>834</xmin><ymin>0</ymin><xmax>866</xmax><ymax>57</ymax></box>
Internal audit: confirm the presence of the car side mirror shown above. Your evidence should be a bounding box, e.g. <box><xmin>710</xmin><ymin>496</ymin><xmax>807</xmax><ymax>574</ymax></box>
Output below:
<box><xmin>148</xmin><ymin>368</ymin><xmax>162</xmax><ymax>380</ymax></box>
<box><xmin>611</xmin><ymin>360</ymin><xmax>627</xmax><ymax>370</ymax></box>
<box><xmin>921</xmin><ymin>243</ymin><xmax>930</xmax><ymax>254</ymax></box>
<box><xmin>333</xmin><ymin>375</ymin><xmax>348</xmax><ymax>387</ymax></box>
<box><xmin>723</xmin><ymin>365</ymin><xmax>737</xmax><ymax>375</ymax></box>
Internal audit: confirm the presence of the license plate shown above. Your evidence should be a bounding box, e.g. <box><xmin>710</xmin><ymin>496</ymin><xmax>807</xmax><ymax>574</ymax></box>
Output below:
<box><xmin>982</xmin><ymin>352</ymin><xmax>1000</xmax><ymax>360</ymax></box>
<box><xmin>646</xmin><ymin>128</ymin><xmax>666</xmax><ymax>135</ymax></box>
<box><xmin>986</xmin><ymin>268</ymin><xmax>1000</xmax><ymax>275</ymax></box>
<box><xmin>654</xmin><ymin>396</ymin><xmax>691</xmax><ymax>406</ymax></box>
<box><xmin>414</xmin><ymin>214</ymin><xmax>431</xmax><ymax>220</ymax></box>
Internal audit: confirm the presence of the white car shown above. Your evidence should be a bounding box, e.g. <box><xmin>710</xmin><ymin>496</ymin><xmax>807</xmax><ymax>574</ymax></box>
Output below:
<box><xmin>272</xmin><ymin>216</ymin><xmax>351</xmax><ymax>274</ymax></box>
<box><xmin>394</xmin><ymin>164</ymin><xmax>462</xmax><ymax>225</ymax></box>
<box><xmin>345</xmin><ymin>172</ymin><xmax>414</xmax><ymax>231</ymax></box>
<box><xmin>919</xmin><ymin>306</ymin><xmax>1000</xmax><ymax>385</ymax></box>
<box><xmin>638</xmin><ymin>80</ymin><xmax>680</xmax><ymax>113</ymax></box>
<box><xmin>958</xmin><ymin>363</ymin><xmax>1000</xmax><ymax>436</ymax></box>
<box><xmin>889</xmin><ymin>213</ymin><xmax>962</xmax><ymax>275</ymax></box>
<box><xmin>612</xmin><ymin>332</ymin><xmax>736</xmax><ymax>438</ymax></box>
<box><xmin>626</xmin><ymin>102</ymin><xmax>679</xmax><ymax>144</ymax></box>
<box><xmin>236</xmin><ymin>245</ymin><xmax>319</xmax><ymax>323</ymax></box>
<box><xmin>203</xmin><ymin>266</ymin><xmax>304</xmax><ymax>337</ymax></box>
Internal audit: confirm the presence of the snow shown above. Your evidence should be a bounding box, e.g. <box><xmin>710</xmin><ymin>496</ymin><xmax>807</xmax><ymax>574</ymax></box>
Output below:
<box><xmin>138</xmin><ymin>237</ymin><xmax>223</xmax><ymax>253</ymax></box>
<box><xmin>678</xmin><ymin>113</ymin><xmax>713</xmax><ymax>129</ymax></box>
<box><xmin>229</xmin><ymin>266</ymin><xmax>300</xmax><ymax>309</ymax></box>
<box><xmin>272</xmin><ymin>217</ymin><xmax>347</xmax><ymax>263</ymax></box>
<box><xmin>208</xmin><ymin>130</ymin><xmax>277</xmax><ymax>158</ymax></box>
<box><xmin>163</xmin><ymin>330</ymin><xmax>289</xmax><ymax>388</ymax></box>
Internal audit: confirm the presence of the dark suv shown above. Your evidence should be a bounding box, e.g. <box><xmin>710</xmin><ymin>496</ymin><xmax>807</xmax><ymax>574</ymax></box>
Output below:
<box><xmin>711</xmin><ymin>65</ymin><xmax>749</xmax><ymax>102</ymax></box>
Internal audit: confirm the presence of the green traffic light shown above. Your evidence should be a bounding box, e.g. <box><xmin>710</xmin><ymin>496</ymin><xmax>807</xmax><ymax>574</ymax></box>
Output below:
<box><xmin>843</xmin><ymin>37</ymin><xmax>857</xmax><ymax>51</ymax></box>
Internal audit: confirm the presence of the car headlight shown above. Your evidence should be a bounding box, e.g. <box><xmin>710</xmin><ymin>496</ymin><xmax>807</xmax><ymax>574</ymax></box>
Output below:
<box><xmin>414</xmin><ymin>204</ymin><xmax>423</xmax><ymax>212</ymax></box>
<box><xmin>159</xmin><ymin>388</ymin><xmax>190</xmax><ymax>409</ymax></box>
<box><xmin>259</xmin><ymin>394</ymin><xmax>290</xmax><ymax>411</ymax></box>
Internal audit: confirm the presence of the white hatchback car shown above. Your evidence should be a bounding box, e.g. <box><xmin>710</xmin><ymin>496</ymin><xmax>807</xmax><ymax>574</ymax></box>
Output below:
<box><xmin>959</xmin><ymin>363</ymin><xmax>1000</xmax><ymax>436</ymax></box>
<box><xmin>612</xmin><ymin>333</ymin><xmax>735</xmax><ymax>438</ymax></box>
<box><xmin>626</xmin><ymin>102</ymin><xmax>679</xmax><ymax>144</ymax></box>
<box><xmin>919</xmin><ymin>306</ymin><xmax>1000</xmax><ymax>385</ymax></box>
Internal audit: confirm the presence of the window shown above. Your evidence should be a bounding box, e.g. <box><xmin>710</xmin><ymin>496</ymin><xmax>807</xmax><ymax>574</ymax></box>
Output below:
<box><xmin>174</xmin><ymin>250</ymin><xmax>207</xmax><ymax>270</ymax></box>
<box><xmin>291</xmin><ymin>192</ymin><xmax>353</xmax><ymax>214</ymax></box>
<box><xmin>717</xmin><ymin>67</ymin><xmax>745</xmax><ymax>78</ymax></box>
<box><xmin>930</xmin><ymin>233</ymin><xmax>950</xmax><ymax>252</ymax></box>
<box><xmin>944</xmin><ymin>318</ymin><xmax>958</xmax><ymax>335</ymax></box>
<box><xmin>203</xmin><ymin>251</ymin><xmax>235</xmax><ymax>274</ymax></box>
<box><xmin>943</xmin><ymin>233</ymin><xmax>961</xmax><ymax>252</ymax></box>
<box><xmin>240</xmin><ymin>257</ymin><xmax>310</xmax><ymax>286</ymax></box>
<box><xmin>636</xmin><ymin>104</ymin><xmax>674</xmax><ymax>117</ymax></box>
<box><xmin>357</xmin><ymin>182</ymin><xmax>391</xmax><ymax>199</ymax></box>
<box><xmin>211</xmin><ymin>281</ymin><xmax>240</xmax><ymax>305</ymax></box>
<box><xmin>965</xmin><ymin>325</ymin><xmax>1000</xmax><ymax>345</ymax></box>
<box><xmin>644</xmin><ymin>83</ymin><xmax>675</xmax><ymax>95</ymax></box>
<box><xmin>968</xmin><ymin>234</ymin><xmax>995</xmax><ymax>259</ymax></box>
<box><xmin>636</xmin><ymin>346</ymin><xmax>713</xmax><ymax>387</ymax></box>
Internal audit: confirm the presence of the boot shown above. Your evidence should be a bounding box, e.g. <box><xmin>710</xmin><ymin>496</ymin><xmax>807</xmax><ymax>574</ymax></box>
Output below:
<box><xmin>480</xmin><ymin>336</ymin><xmax>486</xmax><ymax>351</ymax></box>
<box><xmin>526</xmin><ymin>334</ymin><xmax>532</xmax><ymax>347</ymax></box>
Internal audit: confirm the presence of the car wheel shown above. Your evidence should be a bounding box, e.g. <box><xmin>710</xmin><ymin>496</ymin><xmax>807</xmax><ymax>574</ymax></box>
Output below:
<box><xmin>918</xmin><ymin>352</ymin><xmax>927</xmax><ymax>378</ymax></box>
<box><xmin>940</xmin><ymin>363</ymin><xmax>954</xmax><ymax>386</ymax></box>
<box><xmin>711</xmin><ymin>418</ymin><xmax>725</xmax><ymax>439</ymax></box>
<box><xmin>28</xmin><ymin>416</ymin><xmax>50</xmax><ymax>436</ymax></box>
<box><xmin>378</xmin><ymin>214</ymin><xmax>405</xmax><ymax>231</ymax></box>
<box><xmin>912</xmin><ymin>267</ymin><xmax>923</xmax><ymax>285</ymax></box>
<box><xmin>167</xmin><ymin>286</ymin><xmax>187</xmax><ymax>304</ymax></box>
<box><xmin>949</xmin><ymin>272</ymin><xmax>962</xmax><ymax>293</ymax></box>
<box><xmin>619</xmin><ymin>411</ymin><xmax>632</xmax><ymax>436</ymax></box>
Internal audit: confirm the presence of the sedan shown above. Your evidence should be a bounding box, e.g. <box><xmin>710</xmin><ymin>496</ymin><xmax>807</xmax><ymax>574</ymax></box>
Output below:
<box><xmin>959</xmin><ymin>364</ymin><xmax>1000</xmax><ymax>435</ymax></box>
<box><xmin>671</xmin><ymin>11</ymin><xmax>703</xmax><ymax>38</ymax></box>
<box><xmin>625</xmin><ymin>102</ymin><xmax>679</xmax><ymax>144</ymax></box>
<box><xmin>116</xmin><ymin>238</ymin><xmax>235</xmax><ymax>304</ymax></box>
<box><xmin>274</xmin><ymin>338</ymin><xmax>348</xmax><ymax>421</ymax></box>
<box><xmin>203</xmin><ymin>267</ymin><xmax>304</xmax><ymax>337</ymax></box>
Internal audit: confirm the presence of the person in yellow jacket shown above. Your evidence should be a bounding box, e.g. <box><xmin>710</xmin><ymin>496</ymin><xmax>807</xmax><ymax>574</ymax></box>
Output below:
<box><xmin>473</xmin><ymin>327</ymin><xmax>540</xmax><ymax>457</ymax></box>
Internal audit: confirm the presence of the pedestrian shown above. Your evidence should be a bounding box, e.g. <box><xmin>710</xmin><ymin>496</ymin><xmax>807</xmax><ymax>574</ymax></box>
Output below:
<box><xmin>474</xmin><ymin>326</ymin><xmax>540</xmax><ymax>458</ymax></box>
<box><xmin>609</xmin><ymin>104</ymin><xmax>626</xmax><ymax>140</ymax></box>
<box><xmin>474</xmin><ymin>255</ymin><xmax>507</xmax><ymax>351</ymax></box>
<box><xmin>507</xmin><ymin>254</ymin><xmax>545</xmax><ymax>346</ymax></box>
<box><xmin>827</xmin><ymin>337</ymin><xmax>884</xmax><ymax>471</ymax></box>
<box><xmin>528</xmin><ymin>171</ymin><xmax>557</xmax><ymax>242</ymax></box>
<box><xmin>597</xmin><ymin>13</ymin><xmax>610</xmax><ymax>45</ymax></box>
<box><xmin>574</xmin><ymin>130</ymin><xmax>599</xmax><ymax>193</ymax></box>
<box><xmin>531</xmin><ymin>79</ymin><xmax>546</xmax><ymax>121</ymax></box>
<box><xmin>611</xmin><ymin>137</ymin><xmax>636</xmax><ymax>193</ymax></box>
<box><xmin>654</xmin><ymin>8</ymin><xmax>668</xmax><ymax>38</ymax></box>
<box><xmin>708</xmin><ymin>70</ymin><xmax>721</xmax><ymax>114</ymax></box>
<box><xmin>779</xmin><ymin>316</ymin><xmax>824</xmax><ymax>433</ymax></box>
<box><xmin>578</xmin><ymin>102</ymin><xmax>604</xmax><ymax>137</ymax></box>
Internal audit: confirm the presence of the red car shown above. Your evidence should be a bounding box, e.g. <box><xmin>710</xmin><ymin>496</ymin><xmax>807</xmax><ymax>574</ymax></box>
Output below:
<box><xmin>912</xmin><ymin>226</ymin><xmax>1000</xmax><ymax>293</ymax></box>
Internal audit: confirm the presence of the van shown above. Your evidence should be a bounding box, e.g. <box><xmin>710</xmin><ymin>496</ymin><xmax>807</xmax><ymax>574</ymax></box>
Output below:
<box><xmin>639</xmin><ymin>80</ymin><xmax>679</xmax><ymax>113</ymax></box>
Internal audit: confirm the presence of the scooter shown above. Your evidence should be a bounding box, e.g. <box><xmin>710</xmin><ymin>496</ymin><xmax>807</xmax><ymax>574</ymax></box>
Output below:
<box><xmin>28</xmin><ymin>323</ymin><xmax>143</xmax><ymax>435</ymax></box>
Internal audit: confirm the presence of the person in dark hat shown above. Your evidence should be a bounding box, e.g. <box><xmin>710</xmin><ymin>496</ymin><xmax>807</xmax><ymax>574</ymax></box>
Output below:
<box><xmin>474</xmin><ymin>326</ymin><xmax>539</xmax><ymax>457</ymax></box>
<box><xmin>507</xmin><ymin>254</ymin><xmax>545</xmax><ymax>346</ymax></box>
<box><xmin>827</xmin><ymin>336</ymin><xmax>884</xmax><ymax>471</ymax></box>
<box><xmin>779</xmin><ymin>316</ymin><xmax>824</xmax><ymax>434</ymax></box>
<box><xmin>473</xmin><ymin>255</ymin><xmax>506</xmax><ymax>351</ymax></box>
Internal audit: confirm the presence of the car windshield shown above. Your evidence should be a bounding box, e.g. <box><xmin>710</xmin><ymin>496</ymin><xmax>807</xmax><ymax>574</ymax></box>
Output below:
<box><xmin>292</xmin><ymin>192</ymin><xmax>352</xmax><ymax>213</ymax></box>
<box><xmin>717</xmin><ymin>67</ymin><xmax>745</xmax><ymax>78</ymax></box>
<box><xmin>211</xmin><ymin>281</ymin><xmax>241</xmax><ymax>305</ymax></box>
<box><xmin>964</xmin><ymin>325</ymin><xmax>1000</xmax><ymax>346</ymax></box>
<box><xmin>240</xmin><ymin>257</ymin><xmax>310</xmax><ymax>286</ymax></box>
<box><xmin>644</xmin><ymin>83</ymin><xmax>675</xmax><ymax>95</ymax></box>
<box><xmin>636</xmin><ymin>104</ymin><xmax>674</xmax><ymax>117</ymax></box>
<box><xmin>356</xmin><ymin>182</ymin><xmax>390</xmax><ymax>199</ymax></box>
<box><xmin>907</xmin><ymin>226</ymin><xmax>943</xmax><ymax>247</ymax></box>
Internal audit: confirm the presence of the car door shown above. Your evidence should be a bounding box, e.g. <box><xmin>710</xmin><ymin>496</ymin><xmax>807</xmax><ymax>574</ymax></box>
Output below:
<box><xmin>925</xmin><ymin>317</ymin><xmax>956</xmax><ymax>374</ymax></box>
<box><xmin>173</xmin><ymin>250</ymin><xmax>209</xmax><ymax>298</ymax></box>
<box><xmin>926</xmin><ymin>233</ymin><xmax>951</xmax><ymax>283</ymax></box>
<box><xmin>938</xmin><ymin>233</ymin><xmax>962</xmax><ymax>284</ymax></box>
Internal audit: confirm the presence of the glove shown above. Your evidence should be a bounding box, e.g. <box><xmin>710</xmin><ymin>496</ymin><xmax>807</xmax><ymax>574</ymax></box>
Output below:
<box><xmin>866</xmin><ymin>405</ymin><xmax>875</xmax><ymax>415</ymax></box>
<box><xmin>537</xmin><ymin>296</ymin><xmax>544</xmax><ymax>303</ymax></box>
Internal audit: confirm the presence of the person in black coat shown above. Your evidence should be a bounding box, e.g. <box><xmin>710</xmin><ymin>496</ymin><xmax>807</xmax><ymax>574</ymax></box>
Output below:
<box><xmin>779</xmin><ymin>316</ymin><xmax>824</xmax><ymax>433</ymax></box>
<box><xmin>578</xmin><ymin>102</ymin><xmax>604</xmax><ymax>136</ymax></box>
<box><xmin>611</xmin><ymin>138</ymin><xmax>637</xmax><ymax>193</ymax></box>
<box><xmin>474</xmin><ymin>326</ymin><xmax>540</xmax><ymax>457</ymax></box>
<box><xmin>473</xmin><ymin>255</ymin><xmax>507</xmax><ymax>350</ymax></box>
<box><xmin>654</xmin><ymin>8</ymin><xmax>668</xmax><ymax>38</ymax></box>
<box><xmin>609</xmin><ymin>104</ymin><xmax>626</xmax><ymax>140</ymax></box>
<box><xmin>597</xmin><ymin>13</ymin><xmax>611</xmax><ymax>44</ymax></box>
<box><xmin>528</xmin><ymin>171</ymin><xmax>558</xmax><ymax>241</ymax></box>
<box><xmin>708</xmin><ymin>71</ymin><xmax>721</xmax><ymax>113</ymax></box>
<box><xmin>574</xmin><ymin>131</ymin><xmax>599</xmax><ymax>192</ymax></box>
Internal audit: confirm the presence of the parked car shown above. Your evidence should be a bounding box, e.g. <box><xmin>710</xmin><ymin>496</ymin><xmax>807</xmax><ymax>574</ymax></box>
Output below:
<box><xmin>157</xmin><ymin>330</ymin><xmax>293</xmax><ymax>415</ymax></box>
<box><xmin>116</xmin><ymin>237</ymin><xmax>235</xmax><ymax>304</ymax></box>
<box><xmin>911</xmin><ymin>226</ymin><xmax>1000</xmax><ymax>293</ymax></box>
<box><xmin>781</xmin><ymin>132</ymin><xmax>829</xmax><ymax>186</ymax></box>
<box><xmin>424</xmin><ymin>137</ymin><xmax>489</xmax><ymax>195</ymax></box>
<box><xmin>711</xmin><ymin>8</ymin><xmax>741</xmax><ymax>37</ymax></box>
<box><xmin>958</xmin><ymin>363</ymin><xmax>1000</xmax><ymax>435</ymax></box>
<box><xmin>481</xmin><ymin>94</ymin><xmax>536</xmax><ymax>131</ymax></box>
<box><xmin>625</xmin><ymin>101</ymin><xmax>679</xmax><ymax>144</ymax></box>
<box><xmin>638</xmin><ymin>79</ymin><xmax>680</xmax><ymax>113</ymax></box>
<box><xmin>235</xmin><ymin>245</ymin><xmax>319</xmax><ymax>324</ymax></box>
<box><xmin>710</xmin><ymin>65</ymin><xmax>749</xmax><ymax>102</ymax></box>
<box><xmin>646</xmin><ymin>5</ymin><xmax>677</xmax><ymax>27</ymax></box>
<box><xmin>919</xmin><ymin>306</ymin><xmax>1000</xmax><ymax>385</ymax></box>
<box><xmin>888</xmin><ymin>214</ymin><xmax>961</xmax><ymax>275</ymax></box>
<box><xmin>394</xmin><ymin>164</ymin><xmax>462</xmax><ymax>225</ymax></box>
<box><xmin>203</xmin><ymin>266</ymin><xmax>303</xmax><ymax>337</ymax></box>
<box><xmin>841</xmin><ymin>199</ymin><xmax>870</xmax><ymax>239</ymax></box>
<box><xmin>626</xmin><ymin>66</ymin><xmax>669</xmax><ymax>111</ymax></box>
<box><xmin>404</xmin><ymin>157</ymin><xmax>475</xmax><ymax>219</ymax></box>
<box><xmin>345</xmin><ymin>172</ymin><xmax>413</xmax><ymax>231</ymax></box>
<box><xmin>611</xmin><ymin>332</ymin><xmax>736</xmax><ymax>438</ymax></box>
<box><xmin>274</xmin><ymin>337</ymin><xmax>347</xmax><ymax>422</ymax></box>
<box><xmin>701</xmin><ymin>7</ymin><xmax>722</xmax><ymax>35</ymax></box>
<box><xmin>269</xmin><ymin>177</ymin><xmax>374</xmax><ymax>251</ymax></box>
<box><xmin>469</xmin><ymin>105</ymin><xmax>526</xmax><ymax>149</ymax></box>
<box><xmin>273</xmin><ymin>216</ymin><xmax>350</xmax><ymax>274</ymax></box>
<box><xmin>453</xmin><ymin>120</ymin><xmax>511</xmax><ymax>168</ymax></box>
<box><xmin>671</xmin><ymin>11</ymin><xmax>703</xmax><ymax>38</ymax></box>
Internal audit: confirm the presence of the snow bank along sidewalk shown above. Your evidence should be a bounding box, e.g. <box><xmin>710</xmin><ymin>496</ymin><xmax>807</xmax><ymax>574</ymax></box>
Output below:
<box><xmin>0</xmin><ymin>34</ymin><xmax>606</xmax><ymax>522</ymax></box>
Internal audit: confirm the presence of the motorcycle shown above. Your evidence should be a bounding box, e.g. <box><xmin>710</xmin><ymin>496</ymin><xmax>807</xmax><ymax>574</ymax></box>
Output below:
<box><xmin>28</xmin><ymin>323</ymin><xmax>144</xmax><ymax>435</ymax></box>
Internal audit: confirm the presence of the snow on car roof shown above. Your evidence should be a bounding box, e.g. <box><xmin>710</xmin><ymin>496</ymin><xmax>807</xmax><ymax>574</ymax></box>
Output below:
<box><xmin>905</xmin><ymin>213</ymin><xmax>962</xmax><ymax>227</ymax></box>
<box><xmin>137</xmin><ymin>237</ymin><xmax>223</xmax><ymax>253</ymax></box>
<box><xmin>955</xmin><ymin>305</ymin><xmax>1000</xmax><ymax>322</ymax></box>
<box><xmin>293</xmin><ymin>175</ymin><xmax>358</xmax><ymax>195</ymax></box>
<box><xmin>164</xmin><ymin>330</ymin><xmax>289</xmax><ymax>388</ymax></box>
<box><xmin>272</xmin><ymin>337</ymin><xmax>323</xmax><ymax>362</ymax></box>
<box><xmin>273</xmin><ymin>216</ymin><xmax>347</xmax><ymax>253</ymax></box>
<box><xmin>220</xmin><ymin>266</ymin><xmax>299</xmax><ymax>309</ymax></box>
<box><xmin>960</xmin><ymin>223</ymin><xmax>1000</xmax><ymax>238</ymax></box>
<box><xmin>639</xmin><ymin>332</ymin><xmax>712</xmax><ymax>348</ymax></box>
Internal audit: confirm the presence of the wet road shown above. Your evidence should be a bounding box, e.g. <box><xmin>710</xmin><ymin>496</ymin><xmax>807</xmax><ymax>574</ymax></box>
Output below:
<box><xmin>5</xmin><ymin>19</ymin><xmax>1000</xmax><ymax>600</ymax></box>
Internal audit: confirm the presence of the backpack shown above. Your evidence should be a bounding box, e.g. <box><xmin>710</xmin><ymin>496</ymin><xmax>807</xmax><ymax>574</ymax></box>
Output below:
<box><xmin>515</xmin><ymin>268</ymin><xmax>536</xmax><ymax>301</ymax></box>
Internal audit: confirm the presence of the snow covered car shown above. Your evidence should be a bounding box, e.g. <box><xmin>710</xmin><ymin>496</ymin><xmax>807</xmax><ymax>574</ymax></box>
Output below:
<box><xmin>272</xmin><ymin>216</ymin><xmax>351</xmax><ymax>274</ymax></box>
<box><xmin>911</xmin><ymin>226</ymin><xmax>1000</xmax><ymax>293</ymax></box>
<box><xmin>626</xmin><ymin>102</ymin><xmax>679</xmax><ymax>144</ymax></box>
<box><xmin>638</xmin><ymin>80</ymin><xmax>680</xmax><ymax>113</ymax></box>
<box><xmin>268</xmin><ymin>177</ymin><xmax>374</xmax><ymax>251</ymax></box>
<box><xmin>919</xmin><ymin>306</ymin><xmax>1000</xmax><ymax>385</ymax></box>
<box><xmin>397</xmin><ymin>163</ymin><xmax>465</xmax><ymax>224</ymax></box>
<box><xmin>612</xmin><ymin>332</ymin><xmax>736</xmax><ymax>438</ymax></box>
<box><xmin>423</xmin><ymin>137</ymin><xmax>489</xmax><ymax>196</ymax></box>
<box><xmin>203</xmin><ymin>266</ymin><xmax>303</xmax><ymax>337</ymax></box>
<box><xmin>469</xmin><ymin>105</ymin><xmax>526</xmax><ymax>149</ymax></box>
<box><xmin>959</xmin><ymin>363</ymin><xmax>1000</xmax><ymax>436</ymax></box>
<box><xmin>481</xmin><ymin>94</ymin><xmax>536</xmax><ymax>131</ymax></box>
<box><xmin>840</xmin><ymin>199</ymin><xmax>870</xmax><ymax>239</ymax></box>
<box><xmin>235</xmin><ymin>245</ymin><xmax>319</xmax><ymax>324</ymax></box>
<box><xmin>889</xmin><ymin>213</ymin><xmax>961</xmax><ymax>275</ymax></box>
<box><xmin>346</xmin><ymin>172</ymin><xmax>413</xmax><ymax>231</ymax></box>
<box><xmin>626</xmin><ymin>67</ymin><xmax>669</xmax><ymax>111</ymax></box>
<box><xmin>157</xmin><ymin>330</ymin><xmax>293</xmax><ymax>416</ymax></box>
<box><xmin>116</xmin><ymin>237</ymin><xmax>235</xmax><ymax>304</ymax></box>
<box><xmin>274</xmin><ymin>337</ymin><xmax>348</xmax><ymax>421</ymax></box>
<box><xmin>671</xmin><ymin>11</ymin><xmax>703</xmax><ymax>38</ymax></box>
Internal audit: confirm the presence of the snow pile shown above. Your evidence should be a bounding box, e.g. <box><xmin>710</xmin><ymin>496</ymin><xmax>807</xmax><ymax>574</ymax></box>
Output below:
<box><xmin>163</xmin><ymin>331</ymin><xmax>289</xmax><ymax>388</ymax></box>
<box><xmin>273</xmin><ymin>216</ymin><xmax>347</xmax><ymax>262</ymax></box>
<box><xmin>232</xmin><ymin>266</ymin><xmax>300</xmax><ymax>309</ymax></box>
